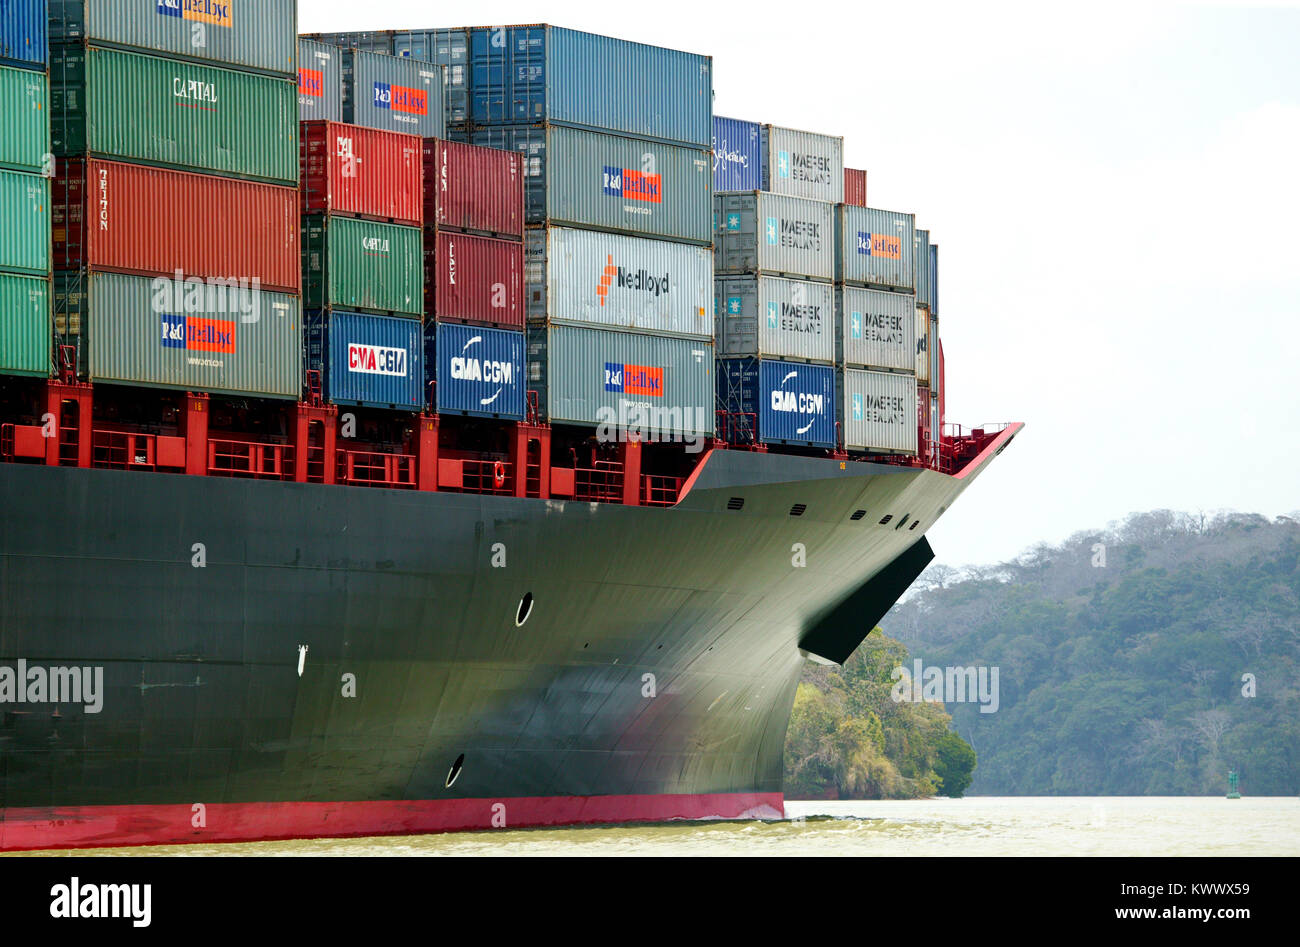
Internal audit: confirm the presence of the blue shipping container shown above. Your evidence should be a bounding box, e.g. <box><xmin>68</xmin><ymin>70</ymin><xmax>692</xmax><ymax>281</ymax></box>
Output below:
<box><xmin>718</xmin><ymin>358</ymin><xmax>836</xmax><ymax>449</ymax></box>
<box><xmin>430</xmin><ymin>321</ymin><xmax>525</xmax><ymax>420</ymax></box>
<box><xmin>306</xmin><ymin>310</ymin><xmax>424</xmax><ymax>411</ymax></box>
<box><xmin>1</xmin><ymin>0</ymin><xmax>47</xmax><ymax>71</ymax></box>
<box><xmin>712</xmin><ymin>116</ymin><xmax>762</xmax><ymax>192</ymax></box>
<box><xmin>468</xmin><ymin>25</ymin><xmax>711</xmax><ymax>147</ymax></box>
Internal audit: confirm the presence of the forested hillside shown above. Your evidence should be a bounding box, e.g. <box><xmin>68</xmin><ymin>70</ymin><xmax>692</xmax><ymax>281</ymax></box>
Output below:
<box><xmin>879</xmin><ymin>511</ymin><xmax>1300</xmax><ymax>795</ymax></box>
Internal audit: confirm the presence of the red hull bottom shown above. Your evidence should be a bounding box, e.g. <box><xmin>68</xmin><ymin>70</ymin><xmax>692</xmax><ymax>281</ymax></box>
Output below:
<box><xmin>0</xmin><ymin>793</ymin><xmax>786</xmax><ymax>852</ymax></box>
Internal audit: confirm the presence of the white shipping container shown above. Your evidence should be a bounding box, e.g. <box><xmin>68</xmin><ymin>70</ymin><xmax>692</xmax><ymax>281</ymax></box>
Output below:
<box><xmin>837</xmin><ymin>286</ymin><xmax>916</xmax><ymax>372</ymax></box>
<box><xmin>526</xmin><ymin>226</ymin><xmax>713</xmax><ymax>338</ymax></box>
<box><xmin>715</xmin><ymin>191</ymin><xmax>835</xmax><ymax>281</ymax></box>
<box><xmin>715</xmin><ymin>275</ymin><xmax>834</xmax><ymax>363</ymax></box>
<box><xmin>760</xmin><ymin>125</ymin><xmax>844</xmax><ymax>203</ymax></box>
<box><xmin>843</xmin><ymin>368</ymin><xmax>918</xmax><ymax>454</ymax></box>
<box><xmin>915</xmin><ymin>306</ymin><xmax>931</xmax><ymax>385</ymax></box>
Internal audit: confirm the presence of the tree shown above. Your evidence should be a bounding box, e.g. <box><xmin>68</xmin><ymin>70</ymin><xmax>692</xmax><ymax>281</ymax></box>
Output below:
<box><xmin>934</xmin><ymin>730</ymin><xmax>977</xmax><ymax>797</ymax></box>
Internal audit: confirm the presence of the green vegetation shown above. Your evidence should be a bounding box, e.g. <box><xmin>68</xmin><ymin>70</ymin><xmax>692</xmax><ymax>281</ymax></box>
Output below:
<box><xmin>784</xmin><ymin>632</ymin><xmax>977</xmax><ymax>799</ymax></box>
<box><xmin>882</xmin><ymin>511</ymin><xmax>1300</xmax><ymax>796</ymax></box>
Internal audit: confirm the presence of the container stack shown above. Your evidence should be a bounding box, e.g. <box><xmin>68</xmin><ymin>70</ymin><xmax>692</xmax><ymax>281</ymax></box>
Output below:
<box><xmin>299</xmin><ymin>119</ymin><xmax>426</xmax><ymax>412</ymax></box>
<box><xmin>474</xmin><ymin>26</ymin><xmax>716</xmax><ymax>443</ymax></box>
<box><xmin>421</xmin><ymin>137</ymin><xmax>526</xmax><ymax>421</ymax></box>
<box><xmin>713</xmin><ymin>118</ymin><xmax>843</xmax><ymax>449</ymax></box>
<box><xmin>0</xmin><ymin>1</ymin><xmax>51</xmax><ymax>379</ymax></box>
<box><xmin>832</xmin><ymin>198</ymin><xmax>920</xmax><ymax>457</ymax></box>
<box><xmin>48</xmin><ymin>0</ymin><xmax>302</xmax><ymax>400</ymax></box>
<box><xmin>300</xmin><ymin>25</ymin><xmax>718</xmax><ymax>444</ymax></box>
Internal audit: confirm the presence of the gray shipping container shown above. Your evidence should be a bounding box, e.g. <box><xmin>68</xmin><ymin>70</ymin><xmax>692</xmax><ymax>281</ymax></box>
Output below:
<box><xmin>841</xmin><ymin>367</ymin><xmax>918</xmax><ymax>454</ymax></box>
<box><xmin>527</xmin><ymin>323</ymin><xmax>714</xmax><ymax>437</ymax></box>
<box><xmin>715</xmin><ymin>275</ymin><xmax>834</xmax><ymax>363</ymax></box>
<box><xmin>915</xmin><ymin>305</ymin><xmax>931</xmax><ymax>385</ymax></box>
<box><xmin>930</xmin><ymin>312</ymin><xmax>940</xmax><ymax>394</ymax></box>
<box><xmin>913</xmin><ymin>228</ymin><xmax>932</xmax><ymax>309</ymax></box>
<box><xmin>836</xmin><ymin>205</ymin><xmax>915</xmax><ymax>291</ymax></box>
<box><xmin>526</xmin><ymin>226</ymin><xmax>713</xmax><ymax>338</ymax></box>
<box><xmin>760</xmin><ymin>124</ymin><xmax>844</xmax><ymax>203</ymax></box>
<box><xmin>49</xmin><ymin>0</ymin><xmax>297</xmax><ymax>77</ymax></box>
<box><xmin>837</xmin><ymin>286</ymin><xmax>916</xmax><ymax>372</ymax></box>
<box><xmin>545</xmin><ymin>124</ymin><xmax>712</xmax><ymax>245</ymax></box>
<box><xmin>341</xmin><ymin>48</ymin><xmax>445</xmax><ymax>138</ymax></box>
<box><xmin>715</xmin><ymin>191</ymin><xmax>835</xmax><ymax>281</ymax></box>
<box><xmin>298</xmin><ymin>38</ymin><xmax>342</xmax><ymax>122</ymax></box>
<box><xmin>57</xmin><ymin>270</ymin><xmax>301</xmax><ymax>399</ymax></box>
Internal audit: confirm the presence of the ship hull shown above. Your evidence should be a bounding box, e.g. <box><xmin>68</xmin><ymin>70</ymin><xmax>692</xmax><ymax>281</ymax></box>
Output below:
<box><xmin>0</xmin><ymin>431</ymin><xmax>1015</xmax><ymax>849</ymax></box>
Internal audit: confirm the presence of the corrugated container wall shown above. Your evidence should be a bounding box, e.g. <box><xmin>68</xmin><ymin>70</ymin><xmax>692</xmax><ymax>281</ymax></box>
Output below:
<box><xmin>527</xmin><ymin>324</ymin><xmax>714</xmax><ymax>436</ymax></box>
<box><xmin>718</xmin><ymin>358</ymin><xmax>836</xmax><ymax>449</ymax></box>
<box><xmin>712</xmin><ymin>116</ymin><xmax>761</xmax><ymax>192</ymax></box>
<box><xmin>841</xmin><ymin>367</ymin><xmax>918</xmax><ymax>454</ymax></box>
<box><xmin>425</xmin><ymin>138</ymin><xmax>523</xmax><ymax>237</ymax></box>
<box><xmin>302</xmin><ymin>215</ymin><xmax>422</xmax><ymax>316</ymax></box>
<box><xmin>430</xmin><ymin>321</ymin><xmax>526</xmax><ymax>420</ymax></box>
<box><xmin>930</xmin><ymin>313</ymin><xmax>940</xmax><ymax>392</ymax></box>
<box><xmin>761</xmin><ymin>125</ymin><xmax>844</xmax><ymax>203</ymax></box>
<box><xmin>305</xmin><ymin>309</ymin><xmax>424</xmax><ymax>410</ymax></box>
<box><xmin>0</xmin><ymin>170</ymin><xmax>50</xmax><ymax>275</ymax></box>
<box><xmin>50</xmin><ymin>46</ymin><xmax>298</xmax><ymax>185</ymax></box>
<box><xmin>0</xmin><ymin>273</ymin><xmax>50</xmax><ymax>376</ymax></box>
<box><xmin>300</xmin><ymin>121</ymin><xmax>423</xmax><ymax>226</ymax></box>
<box><xmin>929</xmin><ymin>243</ymin><xmax>939</xmax><ymax>315</ymax></box>
<box><xmin>298</xmin><ymin>39</ymin><xmax>342</xmax><ymax>121</ymax></box>
<box><xmin>715</xmin><ymin>276</ymin><xmax>835</xmax><ymax>363</ymax></box>
<box><xmin>431</xmin><ymin>231</ymin><xmax>524</xmax><ymax>328</ymax></box>
<box><xmin>340</xmin><ymin>48</ymin><xmax>445</xmax><ymax>139</ymax></box>
<box><xmin>59</xmin><ymin>271</ymin><xmax>301</xmax><ymax>398</ymax></box>
<box><xmin>0</xmin><ymin>0</ymin><xmax>47</xmax><ymax>70</ymax></box>
<box><xmin>914</xmin><ymin>306</ymin><xmax>931</xmax><ymax>385</ymax></box>
<box><xmin>526</xmin><ymin>227</ymin><xmax>712</xmax><ymax>338</ymax></box>
<box><xmin>843</xmin><ymin>168</ymin><xmax>867</xmax><ymax>207</ymax></box>
<box><xmin>715</xmin><ymin>192</ymin><xmax>835</xmax><ymax>281</ymax></box>
<box><xmin>542</xmin><ymin>124</ymin><xmax>712</xmax><ymax>244</ymax></box>
<box><xmin>468</xmin><ymin>25</ymin><xmax>712</xmax><ymax>148</ymax></box>
<box><xmin>49</xmin><ymin>0</ymin><xmax>297</xmax><ymax>76</ymax></box>
<box><xmin>55</xmin><ymin>159</ymin><xmax>299</xmax><ymax>291</ymax></box>
<box><xmin>835</xmin><ymin>204</ymin><xmax>915</xmax><ymax>291</ymax></box>
<box><xmin>0</xmin><ymin>66</ymin><xmax>51</xmax><ymax>172</ymax></box>
<box><xmin>837</xmin><ymin>286</ymin><xmax>916</xmax><ymax>372</ymax></box>
<box><xmin>393</xmin><ymin>29</ymin><xmax>468</xmax><ymax>125</ymax></box>
<box><xmin>913</xmin><ymin>228</ymin><xmax>932</xmax><ymax>309</ymax></box>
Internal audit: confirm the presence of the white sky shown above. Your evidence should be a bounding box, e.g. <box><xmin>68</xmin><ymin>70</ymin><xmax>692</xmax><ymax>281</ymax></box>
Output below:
<box><xmin>301</xmin><ymin>0</ymin><xmax>1300</xmax><ymax>567</ymax></box>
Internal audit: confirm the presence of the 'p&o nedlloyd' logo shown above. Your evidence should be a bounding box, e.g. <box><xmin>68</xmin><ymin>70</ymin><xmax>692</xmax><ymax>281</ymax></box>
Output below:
<box><xmin>157</xmin><ymin>0</ymin><xmax>233</xmax><ymax>28</ymax></box>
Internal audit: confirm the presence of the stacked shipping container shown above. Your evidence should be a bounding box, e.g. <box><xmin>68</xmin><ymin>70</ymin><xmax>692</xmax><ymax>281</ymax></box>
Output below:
<box><xmin>0</xmin><ymin>2</ymin><xmax>50</xmax><ymax>378</ymax></box>
<box><xmin>48</xmin><ymin>0</ymin><xmax>303</xmax><ymax>398</ymax></box>
<box><xmin>713</xmin><ymin>119</ymin><xmax>842</xmax><ymax>448</ymax></box>
<box><xmin>298</xmin><ymin>119</ymin><xmax>427</xmax><ymax>411</ymax></box>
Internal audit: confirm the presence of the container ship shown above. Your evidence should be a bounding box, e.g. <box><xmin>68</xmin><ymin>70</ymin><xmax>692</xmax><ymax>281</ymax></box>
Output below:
<box><xmin>0</xmin><ymin>6</ymin><xmax>1018</xmax><ymax>850</ymax></box>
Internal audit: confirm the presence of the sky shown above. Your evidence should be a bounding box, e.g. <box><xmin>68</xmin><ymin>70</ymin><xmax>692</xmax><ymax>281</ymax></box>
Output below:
<box><xmin>301</xmin><ymin>0</ymin><xmax>1300</xmax><ymax>567</ymax></box>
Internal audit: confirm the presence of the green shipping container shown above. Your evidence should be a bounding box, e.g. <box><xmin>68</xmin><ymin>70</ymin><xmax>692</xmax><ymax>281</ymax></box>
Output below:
<box><xmin>53</xmin><ymin>270</ymin><xmax>301</xmax><ymax>399</ymax></box>
<box><xmin>0</xmin><ymin>66</ymin><xmax>51</xmax><ymax>173</ymax></box>
<box><xmin>0</xmin><ymin>169</ymin><xmax>51</xmax><ymax>276</ymax></box>
<box><xmin>0</xmin><ymin>273</ymin><xmax>50</xmax><ymax>377</ymax></box>
<box><xmin>302</xmin><ymin>214</ymin><xmax>422</xmax><ymax>316</ymax></box>
<box><xmin>51</xmin><ymin>45</ymin><xmax>298</xmax><ymax>185</ymax></box>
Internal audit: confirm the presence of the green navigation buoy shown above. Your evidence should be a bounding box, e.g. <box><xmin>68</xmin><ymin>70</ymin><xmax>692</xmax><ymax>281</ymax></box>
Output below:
<box><xmin>1226</xmin><ymin>770</ymin><xmax>1241</xmax><ymax>799</ymax></box>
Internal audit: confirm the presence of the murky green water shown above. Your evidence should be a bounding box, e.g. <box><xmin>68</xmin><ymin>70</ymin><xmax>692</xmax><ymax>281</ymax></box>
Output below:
<box><xmin>19</xmin><ymin>797</ymin><xmax>1300</xmax><ymax>856</ymax></box>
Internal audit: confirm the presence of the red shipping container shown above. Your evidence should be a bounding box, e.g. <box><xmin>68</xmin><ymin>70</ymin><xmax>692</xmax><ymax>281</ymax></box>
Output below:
<box><xmin>300</xmin><ymin>120</ymin><xmax>423</xmax><ymax>226</ymax></box>
<box><xmin>428</xmin><ymin>230</ymin><xmax>524</xmax><ymax>328</ymax></box>
<box><xmin>844</xmin><ymin>168</ymin><xmax>867</xmax><ymax>207</ymax></box>
<box><xmin>53</xmin><ymin>159</ymin><xmax>299</xmax><ymax>292</ymax></box>
<box><xmin>424</xmin><ymin>138</ymin><xmax>523</xmax><ymax>238</ymax></box>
